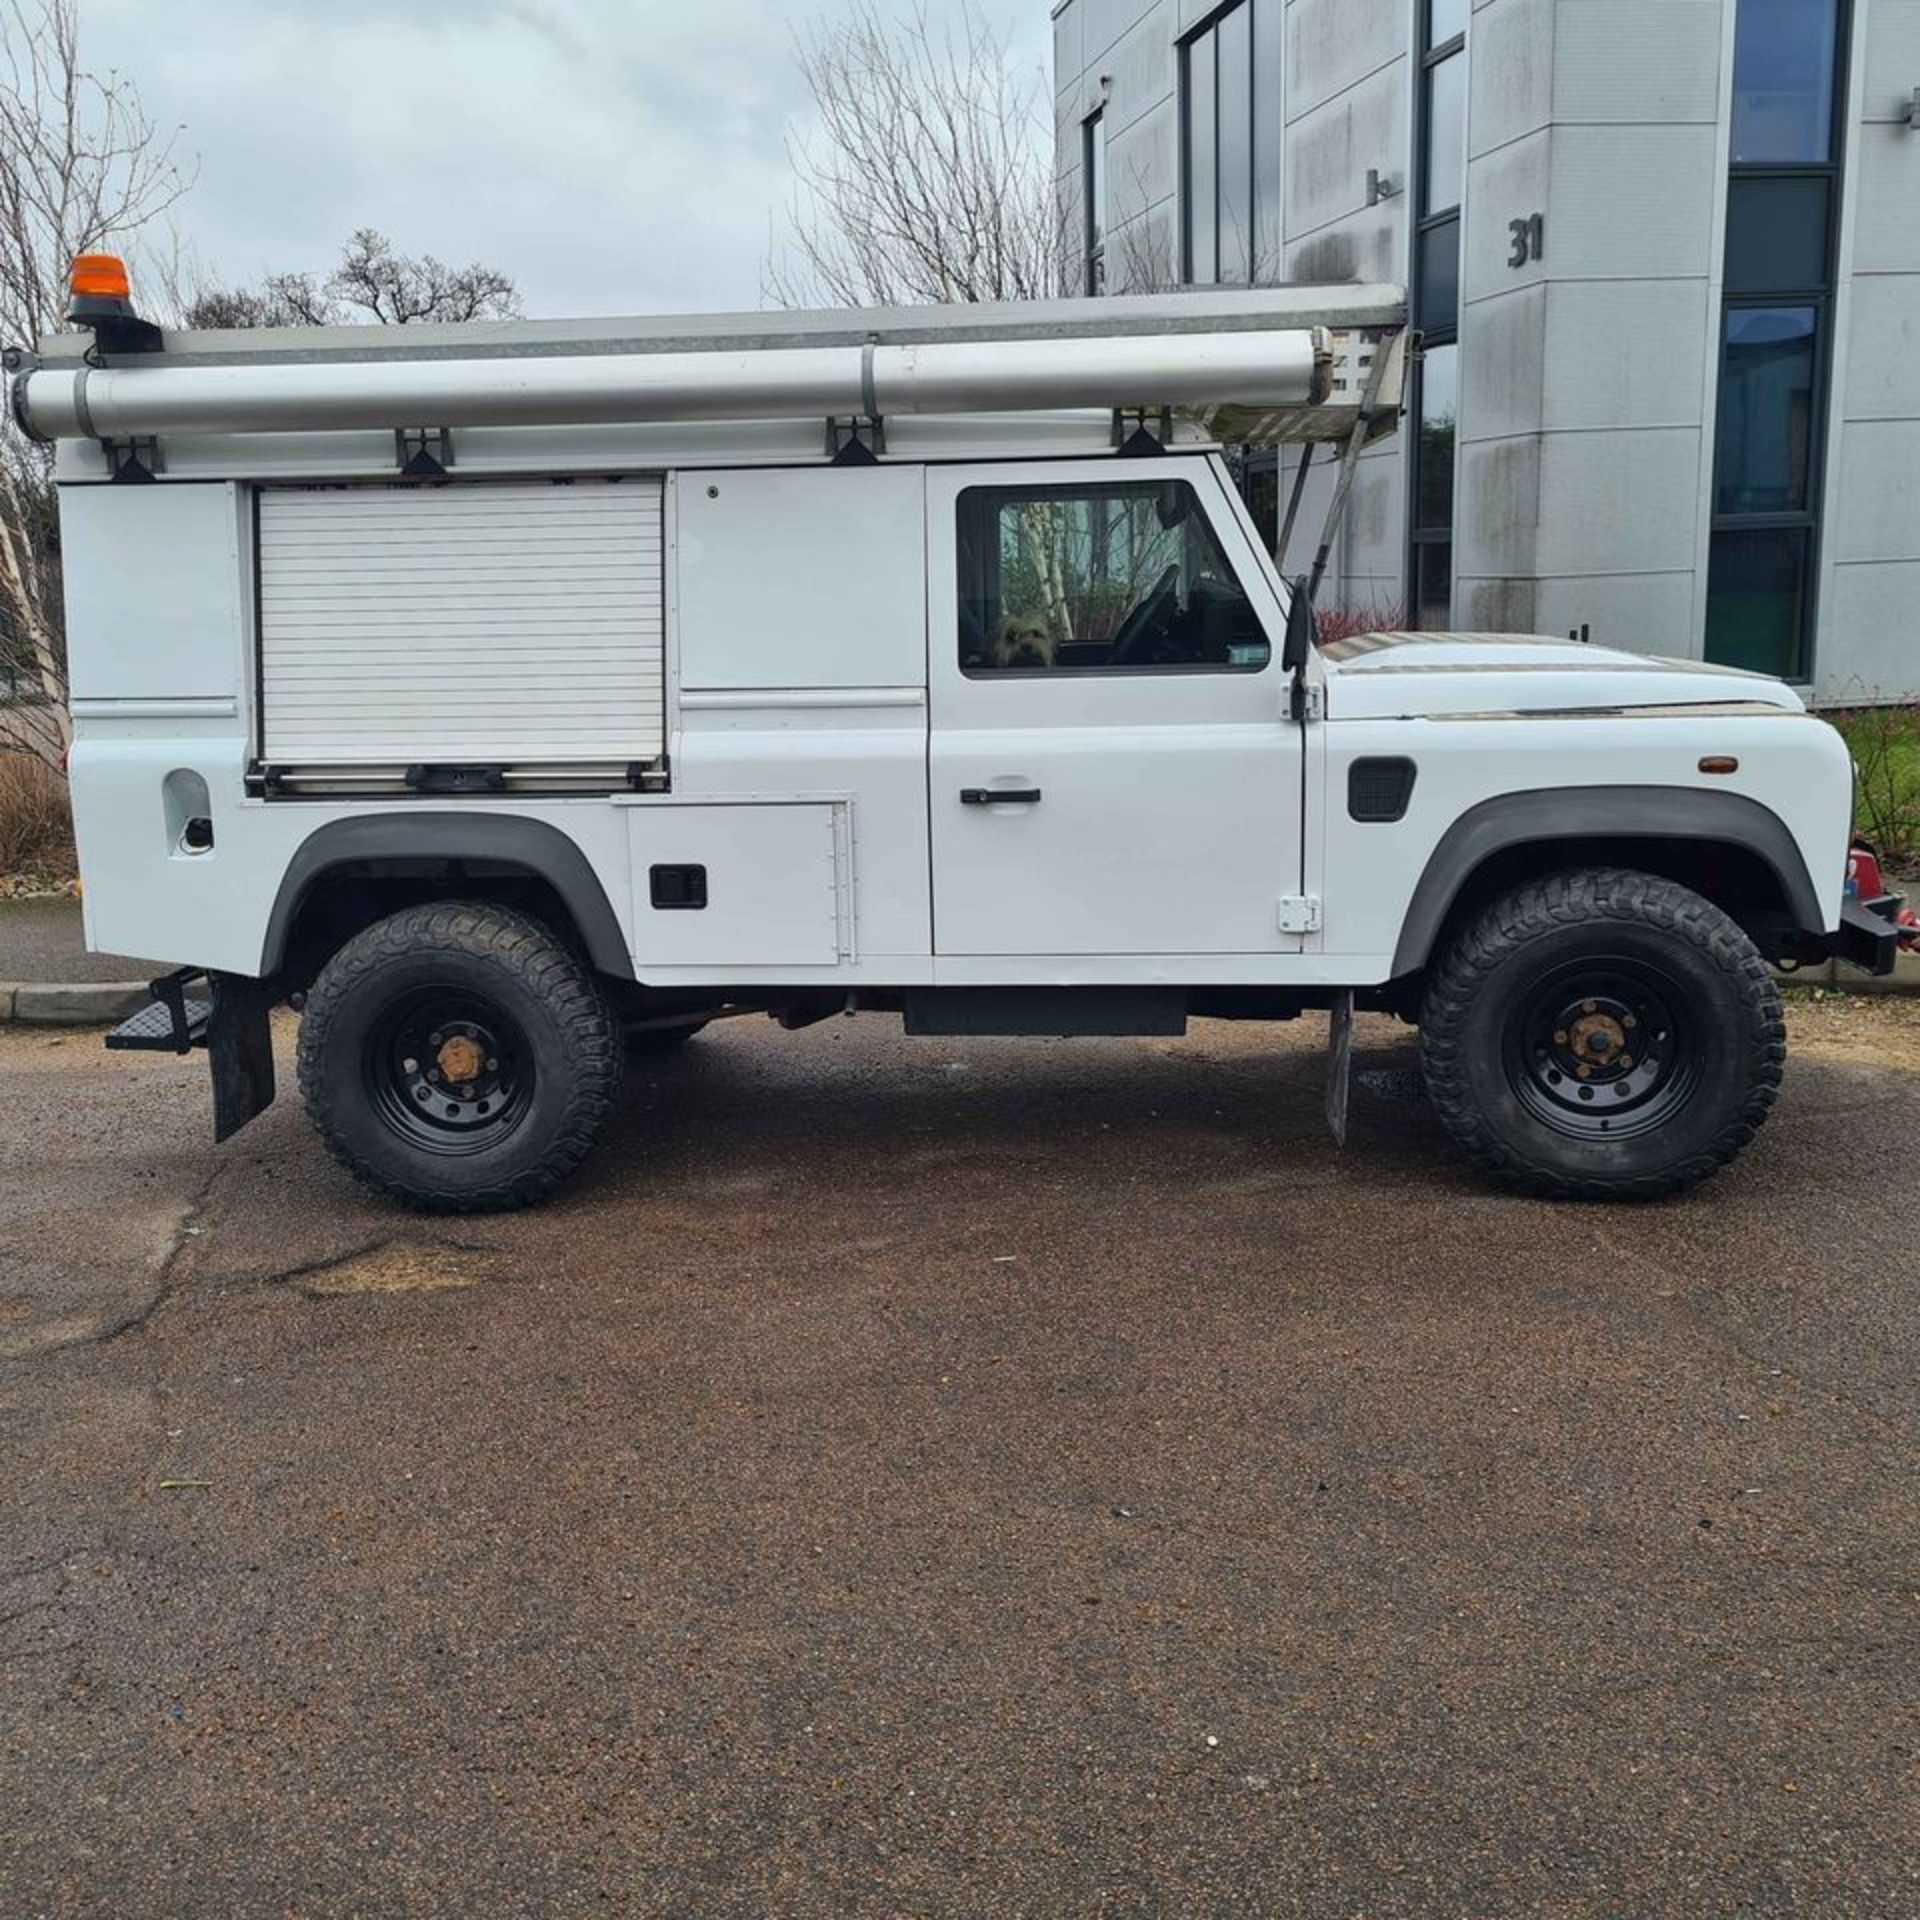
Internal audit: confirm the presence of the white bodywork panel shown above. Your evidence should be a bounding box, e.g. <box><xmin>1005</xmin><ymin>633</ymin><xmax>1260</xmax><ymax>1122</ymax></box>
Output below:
<box><xmin>924</xmin><ymin>458</ymin><xmax>1303</xmax><ymax>958</ymax></box>
<box><xmin>256</xmin><ymin>478</ymin><xmax>664</xmax><ymax>765</ymax></box>
<box><xmin>624</xmin><ymin>801</ymin><xmax>846</xmax><ymax>967</ymax></box>
<box><xmin>670</xmin><ymin>697</ymin><xmax>931</xmax><ymax>968</ymax></box>
<box><xmin>1314</xmin><ymin>706</ymin><xmax>1852</xmax><ymax>967</ymax></box>
<box><xmin>1320</xmin><ymin>630</ymin><xmax>1806</xmax><ymax>720</ymax></box>
<box><xmin>61</xmin><ymin>483</ymin><xmax>248</xmax><ymax>704</ymax></box>
<box><xmin>56</xmin><ymin>449</ymin><xmax>1852</xmax><ymax>991</ymax></box>
<box><xmin>677</xmin><ymin>467</ymin><xmax>924</xmax><ymax>691</ymax></box>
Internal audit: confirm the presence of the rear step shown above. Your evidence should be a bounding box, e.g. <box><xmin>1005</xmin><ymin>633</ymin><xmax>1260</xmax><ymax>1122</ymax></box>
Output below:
<box><xmin>104</xmin><ymin>970</ymin><xmax>212</xmax><ymax>1054</ymax></box>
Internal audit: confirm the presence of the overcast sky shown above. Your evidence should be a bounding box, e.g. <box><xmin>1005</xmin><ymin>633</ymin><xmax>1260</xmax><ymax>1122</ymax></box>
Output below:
<box><xmin>83</xmin><ymin>0</ymin><xmax>1053</xmax><ymax>319</ymax></box>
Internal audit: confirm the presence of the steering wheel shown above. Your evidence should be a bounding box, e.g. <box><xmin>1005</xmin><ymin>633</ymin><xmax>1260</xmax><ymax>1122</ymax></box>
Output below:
<box><xmin>1107</xmin><ymin>564</ymin><xmax>1180</xmax><ymax>666</ymax></box>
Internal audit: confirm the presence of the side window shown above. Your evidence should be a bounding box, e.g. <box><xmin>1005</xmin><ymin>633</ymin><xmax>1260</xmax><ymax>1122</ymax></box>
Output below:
<box><xmin>957</xmin><ymin>481</ymin><xmax>1271</xmax><ymax>675</ymax></box>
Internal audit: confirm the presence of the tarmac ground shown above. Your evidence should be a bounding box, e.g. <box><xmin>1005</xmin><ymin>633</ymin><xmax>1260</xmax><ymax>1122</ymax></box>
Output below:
<box><xmin>2</xmin><ymin>1001</ymin><xmax>1917</xmax><ymax>1917</ymax></box>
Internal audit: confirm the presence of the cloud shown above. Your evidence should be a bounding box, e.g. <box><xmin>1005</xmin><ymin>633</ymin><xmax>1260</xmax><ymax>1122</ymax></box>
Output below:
<box><xmin>81</xmin><ymin>0</ymin><xmax>1052</xmax><ymax>318</ymax></box>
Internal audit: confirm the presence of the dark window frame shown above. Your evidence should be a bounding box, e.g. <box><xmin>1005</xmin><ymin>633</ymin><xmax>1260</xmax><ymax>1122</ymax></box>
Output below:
<box><xmin>1706</xmin><ymin>0</ymin><xmax>1852</xmax><ymax>682</ymax></box>
<box><xmin>1408</xmin><ymin>0</ymin><xmax>1466</xmax><ymax>630</ymax></box>
<box><xmin>1083</xmin><ymin>108</ymin><xmax>1107</xmax><ymax>296</ymax></box>
<box><xmin>1180</xmin><ymin>0</ymin><xmax>1278</xmax><ymax>287</ymax></box>
<box><xmin>955</xmin><ymin>479</ymin><xmax>1275</xmax><ymax>682</ymax></box>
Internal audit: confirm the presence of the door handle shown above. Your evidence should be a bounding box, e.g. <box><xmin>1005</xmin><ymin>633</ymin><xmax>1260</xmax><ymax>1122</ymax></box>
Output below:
<box><xmin>960</xmin><ymin>787</ymin><xmax>1042</xmax><ymax>806</ymax></box>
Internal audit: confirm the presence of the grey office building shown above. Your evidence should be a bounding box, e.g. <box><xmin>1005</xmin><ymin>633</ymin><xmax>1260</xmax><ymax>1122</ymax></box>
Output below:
<box><xmin>1053</xmin><ymin>0</ymin><xmax>1919</xmax><ymax>702</ymax></box>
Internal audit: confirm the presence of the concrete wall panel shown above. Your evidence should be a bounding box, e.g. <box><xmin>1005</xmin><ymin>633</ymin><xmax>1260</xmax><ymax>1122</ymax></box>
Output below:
<box><xmin>1851</xmin><ymin>125</ymin><xmax>1920</xmax><ymax>273</ymax></box>
<box><xmin>1859</xmin><ymin>0</ymin><xmax>1920</xmax><ymax>123</ymax></box>
<box><xmin>1545</xmin><ymin>124</ymin><xmax>1720</xmax><ymax>280</ymax></box>
<box><xmin>1078</xmin><ymin>0</ymin><xmax>1162</xmax><ymax>67</ymax></box>
<box><xmin>1841</xmin><ymin>272</ymin><xmax>1920</xmax><ymax>421</ymax></box>
<box><xmin>1455</xmin><ymin>575</ymin><xmax>1541</xmax><ymax>632</ymax></box>
<box><xmin>1284</xmin><ymin>203</ymin><xmax>1408</xmax><ymax>285</ymax></box>
<box><xmin>1456</xmin><ymin>436</ymin><xmax>1543</xmax><ymax>577</ymax></box>
<box><xmin>1530</xmin><ymin>569</ymin><xmax>1700</xmax><ymax>656</ymax></box>
<box><xmin>1106</xmin><ymin>90</ymin><xmax>1180</xmax><ymax>218</ymax></box>
<box><xmin>1541</xmin><ymin>279</ymin><xmax>1713</xmax><ymax>432</ymax></box>
<box><xmin>1096</xmin><ymin>6</ymin><xmax>1178</xmax><ymax>136</ymax></box>
<box><xmin>1108</xmin><ymin>198</ymin><xmax>1181</xmax><ymax>292</ymax></box>
<box><xmin>1285</xmin><ymin>58</ymin><xmax>1407</xmax><ymax>240</ymax></box>
<box><xmin>1461</xmin><ymin>282</ymin><xmax>1549</xmax><ymax>443</ymax></box>
<box><xmin>1470</xmin><ymin>0</ymin><xmax>1554</xmax><ymax>157</ymax></box>
<box><xmin>1816</xmin><ymin>562</ymin><xmax>1920</xmax><ymax>701</ymax></box>
<box><xmin>1830</xmin><ymin>421</ymin><xmax>1920</xmax><ymax>565</ymax></box>
<box><xmin>1551</xmin><ymin>1</ymin><xmax>1723</xmax><ymax>125</ymax></box>
<box><xmin>1286</xmin><ymin>0</ymin><xmax>1408</xmax><ymax>123</ymax></box>
<box><xmin>1534</xmin><ymin>428</ymin><xmax>1705</xmax><ymax>576</ymax></box>
<box><xmin>1463</xmin><ymin>130</ymin><xmax>1551</xmax><ymax>304</ymax></box>
<box><xmin>1054</xmin><ymin>2</ymin><xmax>1085</xmax><ymax>98</ymax></box>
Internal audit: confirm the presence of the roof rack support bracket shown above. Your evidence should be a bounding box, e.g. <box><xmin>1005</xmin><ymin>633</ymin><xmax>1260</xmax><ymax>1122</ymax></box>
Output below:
<box><xmin>1305</xmin><ymin>332</ymin><xmax>1402</xmax><ymax>601</ymax></box>
<box><xmin>827</xmin><ymin>415</ymin><xmax>885</xmax><ymax>464</ymax></box>
<box><xmin>396</xmin><ymin>426</ymin><xmax>453</xmax><ymax>476</ymax></box>
<box><xmin>103</xmin><ymin>434</ymin><xmax>161</xmax><ymax>483</ymax></box>
<box><xmin>1112</xmin><ymin>406</ymin><xmax>1173</xmax><ymax>456</ymax></box>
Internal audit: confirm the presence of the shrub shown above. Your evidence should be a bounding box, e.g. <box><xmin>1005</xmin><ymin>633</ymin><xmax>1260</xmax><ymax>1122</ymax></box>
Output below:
<box><xmin>1828</xmin><ymin>702</ymin><xmax>1920</xmax><ymax>869</ymax></box>
<box><xmin>0</xmin><ymin>750</ymin><xmax>75</xmax><ymax>878</ymax></box>
<box><xmin>1313</xmin><ymin>601</ymin><xmax>1407</xmax><ymax>645</ymax></box>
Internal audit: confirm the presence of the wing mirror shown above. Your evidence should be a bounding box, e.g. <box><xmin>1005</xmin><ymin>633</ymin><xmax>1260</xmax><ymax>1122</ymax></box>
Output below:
<box><xmin>1282</xmin><ymin>577</ymin><xmax>1317</xmax><ymax>675</ymax></box>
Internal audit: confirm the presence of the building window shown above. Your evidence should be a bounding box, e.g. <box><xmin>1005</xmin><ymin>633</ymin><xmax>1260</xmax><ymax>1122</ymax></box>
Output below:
<box><xmin>1706</xmin><ymin>0</ymin><xmax>1849</xmax><ymax>679</ymax></box>
<box><xmin>1083</xmin><ymin>109</ymin><xmax>1106</xmax><ymax>296</ymax></box>
<box><xmin>1409</xmin><ymin>0</ymin><xmax>1465</xmax><ymax>629</ymax></box>
<box><xmin>1730</xmin><ymin>0</ymin><xmax>1841</xmax><ymax>163</ymax></box>
<box><xmin>1180</xmin><ymin>0</ymin><xmax>1282</xmax><ymax>286</ymax></box>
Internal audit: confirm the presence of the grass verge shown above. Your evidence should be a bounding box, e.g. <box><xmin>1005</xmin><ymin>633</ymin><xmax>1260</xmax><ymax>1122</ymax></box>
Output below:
<box><xmin>0</xmin><ymin>753</ymin><xmax>77</xmax><ymax>887</ymax></box>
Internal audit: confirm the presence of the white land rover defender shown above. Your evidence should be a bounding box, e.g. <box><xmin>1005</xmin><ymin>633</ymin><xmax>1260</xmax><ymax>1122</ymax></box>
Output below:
<box><xmin>6</xmin><ymin>265</ymin><xmax>1896</xmax><ymax>1211</ymax></box>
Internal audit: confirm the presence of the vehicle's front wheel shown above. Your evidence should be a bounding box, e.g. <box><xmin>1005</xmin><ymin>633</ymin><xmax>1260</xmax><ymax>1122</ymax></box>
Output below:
<box><xmin>297</xmin><ymin>902</ymin><xmax>622</xmax><ymax>1212</ymax></box>
<box><xmin>1420</xmin><ymin>868</ymin><xmax>1785</xmax><ymax>1201</ymax></box>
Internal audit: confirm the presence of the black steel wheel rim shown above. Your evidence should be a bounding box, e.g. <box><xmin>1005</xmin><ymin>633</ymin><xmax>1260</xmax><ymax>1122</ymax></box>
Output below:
<box><xmin>365</xmin><ymin>985</ymin><xmax>534</xmax><ymax>1157</ymax></box>
<box><xmin>1502</xmin><ymin>955</ymin><xmax>1703</xmax><ymax>1142</ymax></box>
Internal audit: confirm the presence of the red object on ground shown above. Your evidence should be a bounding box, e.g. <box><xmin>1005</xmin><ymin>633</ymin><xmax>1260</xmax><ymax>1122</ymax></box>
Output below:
<box><xmin>1850</xmin><ymin>837</ymin><xmax>1920</xmax><ymax>952</ymax></box>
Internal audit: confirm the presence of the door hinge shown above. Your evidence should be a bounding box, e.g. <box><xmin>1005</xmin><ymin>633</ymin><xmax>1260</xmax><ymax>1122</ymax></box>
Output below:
<box><xmin>1277</xmin><ymin>894</ymin><xmax>1323</xmax><ymax>934</ymax></box>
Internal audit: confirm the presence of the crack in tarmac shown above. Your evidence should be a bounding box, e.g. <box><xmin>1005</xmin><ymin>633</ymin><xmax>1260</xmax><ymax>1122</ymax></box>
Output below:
<box><xmin>0</xmin><ymin>1151</ymin><xmax>235</xmax><ymax>1366</ymax></box>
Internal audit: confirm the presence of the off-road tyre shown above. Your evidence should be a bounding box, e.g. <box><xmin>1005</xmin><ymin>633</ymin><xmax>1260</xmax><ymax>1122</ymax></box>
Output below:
<box><xmin>1420</xmin><ymin>868</ymin><xmax>1785</xmax><ymax>1201</ymax></box>
<box><xmin>297</xmin><ymin>901</ymin><xmax>622</xmax><ymax>1213</ymax></box>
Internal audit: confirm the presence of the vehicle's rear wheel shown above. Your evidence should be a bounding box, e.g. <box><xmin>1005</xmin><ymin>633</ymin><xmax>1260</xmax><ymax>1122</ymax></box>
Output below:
<box><xmin>1420</xmin><ymin>868</ymin><xmax>1785</xmax><ymax>1201</ymax></box>
<box><xmin>297</xmin><ymin>901</ymin><xmax>621</xmax><ymax>1212</ymax></box>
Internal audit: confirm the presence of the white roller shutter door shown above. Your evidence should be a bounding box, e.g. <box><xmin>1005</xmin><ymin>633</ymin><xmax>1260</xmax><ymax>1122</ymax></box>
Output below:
<box><xmin>257</xmin><ymin>478</ymin><xmax>664</xmax><ymax>766</ymax></box>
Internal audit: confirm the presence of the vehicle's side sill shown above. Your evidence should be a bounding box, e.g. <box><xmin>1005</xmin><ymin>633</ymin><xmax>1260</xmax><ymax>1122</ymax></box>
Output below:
<box><xmin>902</xmin><ymin>987</ymin><xmax>1187</xmax><ymax>1037</ymax></box>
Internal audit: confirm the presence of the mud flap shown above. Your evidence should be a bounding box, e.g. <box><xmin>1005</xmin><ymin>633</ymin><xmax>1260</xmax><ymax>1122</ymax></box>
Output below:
<box><xmin>208</xmin><ymin>973</ymin><xmax>277</xmax><ymax>1143</ymax></box>
<box><xmin>1325</xmin><ymin>990</ymin><xmax>1353</xmax><ymax>1148</ymax></box>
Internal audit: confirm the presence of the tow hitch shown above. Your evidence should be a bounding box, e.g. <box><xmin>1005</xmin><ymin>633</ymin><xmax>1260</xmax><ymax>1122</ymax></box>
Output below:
<box><xmin>105</xmin><ymin>969</ymin><xmax>278</xmax><ymax>1141</ymax></box>
<box><xmin>1835</xmin><ymin>839</ymin><xmax>1913</xmax><ymax>977</ymax></box>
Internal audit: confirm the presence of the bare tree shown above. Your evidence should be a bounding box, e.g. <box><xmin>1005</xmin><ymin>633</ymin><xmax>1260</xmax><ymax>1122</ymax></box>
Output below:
<box><xmin>0</xmin><ymin>0</ymin><xmax>194</xmax><ymax>763</ymax></box>
<box><xmin>327</xmin><ymin>228</ymin><xmax>520</xmax><ymax>325</ymax></box>
<box><xmin>0</xmin><ymin>0</ymin><xmax>193</xmax><ymax>372</ymax></box>
<box><xmin>176</xmin><ymin>268</ymin><xmax>334</xmax><ymax>331</ymax></box>
<box><xmin>764</xmin><ymin>2</ymin><xmax>1071</xmax><ymax>308</ymax></box>
<box><xmin>175</xmin><ymin>227</ymin><xmax>522</xmax><ymax>332</ymax></box>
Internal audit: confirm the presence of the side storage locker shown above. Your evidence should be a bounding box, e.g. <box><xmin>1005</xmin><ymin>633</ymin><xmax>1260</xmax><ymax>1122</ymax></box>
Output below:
<box><xmin>255</xmin><ymin>477</ymin><xmax>665</xmax><ymax>777</ymax></box>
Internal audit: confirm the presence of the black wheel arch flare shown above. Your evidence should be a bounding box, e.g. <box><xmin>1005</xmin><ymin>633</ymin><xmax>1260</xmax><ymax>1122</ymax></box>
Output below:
<box><xmin>259</xmin><ymin>814</ymin><xmax>635</xmax><ymax>982</ymax></box>
<box><xmin>1391</xmin><ymin>786</ymin><xmax>1828</xmax><ymax>979</ymax></box>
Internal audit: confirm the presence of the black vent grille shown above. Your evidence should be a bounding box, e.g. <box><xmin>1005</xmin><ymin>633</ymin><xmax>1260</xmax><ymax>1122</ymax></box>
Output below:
<box><xmin>1348</xmin><ymin>757</ymin><xmax>1417</xmax><ymax>823</ymax></box>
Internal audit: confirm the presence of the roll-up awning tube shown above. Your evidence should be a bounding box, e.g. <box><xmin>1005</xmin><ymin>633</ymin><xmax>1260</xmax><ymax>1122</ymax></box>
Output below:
<box><xmin>14</xmin><ymin>327</ymin><xmax>1325</xmax><ymax>440</ymax></box>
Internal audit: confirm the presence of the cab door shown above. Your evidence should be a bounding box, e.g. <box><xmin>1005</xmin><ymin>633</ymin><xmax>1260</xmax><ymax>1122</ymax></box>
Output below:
<box><xmin>926</xmin><ymin>457</ymin><xmax>1304</xmax><ymax>960</ymax></box>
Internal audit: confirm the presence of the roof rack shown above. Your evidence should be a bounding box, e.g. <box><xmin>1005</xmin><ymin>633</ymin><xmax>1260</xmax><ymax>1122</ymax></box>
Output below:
<box><xmin>11</xmin><ymin>284</ymin><xmax>1409</xmax><ymax>452</ymax></box>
